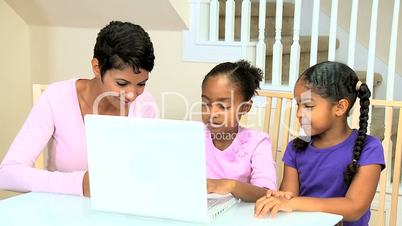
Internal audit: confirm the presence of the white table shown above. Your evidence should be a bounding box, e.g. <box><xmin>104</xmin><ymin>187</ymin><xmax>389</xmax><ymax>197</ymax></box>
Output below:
<box><xmin>0</xmin><ymin>193</ymin><xmax>342</xmax><ymax>226</ymax></box>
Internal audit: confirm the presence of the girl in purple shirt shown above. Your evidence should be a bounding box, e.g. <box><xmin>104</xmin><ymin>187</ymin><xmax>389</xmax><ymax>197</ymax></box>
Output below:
<box><xmin>202</xmin><ymin>60</ymin><xmax>277</xmax><ymax>202</ymax></box>
<box><xmin>0</xmin><ymin>21</ymin><xmax>158</xmax><ymax>197</ymax></box>
<box><xmin>255</xmin><ymin>61</ymin><xmax>385</xmax><ymax>226</ymax></box>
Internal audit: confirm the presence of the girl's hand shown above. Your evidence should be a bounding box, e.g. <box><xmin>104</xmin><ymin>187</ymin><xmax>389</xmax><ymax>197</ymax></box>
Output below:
<box><xmin>266</xmin><ymin>190</ymin><xmax>294</xmax><ymax>199</ymax></box>
<box><xmin>254</xmin><ymin>196</ymin><xmax>293</xmax><ymax>218</ymax></box>
<box><xmin>207</xmin><ymin>179</ymin><xmax>236</xmax><ymax>195</ymax></box>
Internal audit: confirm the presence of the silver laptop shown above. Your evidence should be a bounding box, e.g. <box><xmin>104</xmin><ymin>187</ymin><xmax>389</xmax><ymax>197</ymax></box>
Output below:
<box><xmin>84</xmin><ymin>115</ymin><xmax>238</xmax><ymax>223</ymax></box>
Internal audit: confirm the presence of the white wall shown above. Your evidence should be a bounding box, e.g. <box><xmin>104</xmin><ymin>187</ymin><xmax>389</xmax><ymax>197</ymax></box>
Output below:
<box><xmin>0</xmin><ymin>0</ymin><xmax>31</xmax><ymax>199</ymax></box>
<box><xmin>30</xmin><ymin>26</ymin><xmax>96</xmax><ymax>83</ymax></box>
<box><xmin>5</xmin><ymin>0</ymin><xmax>187</xmax><ymax>30</ymax></box>
<box><xmin>169</xmin><ymin>0</ymin><xmax>190</xmax><ymax>28</ymax></box>
<box><xmin>147</xmin><ymin>30</ymin><xmax>215</xmax><ymax>120</ymax></box>
<box><xmin>0</xmin><ymin>0</ymin><xmax>31</xmax><ymax>161</ymax></box>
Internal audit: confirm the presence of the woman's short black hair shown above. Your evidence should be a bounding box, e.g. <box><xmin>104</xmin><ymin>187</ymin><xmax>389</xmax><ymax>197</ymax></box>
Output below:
<box><xmin>93</xmin><ymin>21</ymin><xmax>155</xmax><ymax>77</ymax></box>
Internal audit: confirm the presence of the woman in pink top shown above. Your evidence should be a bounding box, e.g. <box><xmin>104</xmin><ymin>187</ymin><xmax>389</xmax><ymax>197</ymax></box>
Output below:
<box><xmin>202</xmin><ymin>60</ymin><xmax>277</xmax><ymax>202</ymax></box>
<box><xmin>0</xmin><ymin>21</ymin><xmax>158</xmax><ymax>197</ymax></box>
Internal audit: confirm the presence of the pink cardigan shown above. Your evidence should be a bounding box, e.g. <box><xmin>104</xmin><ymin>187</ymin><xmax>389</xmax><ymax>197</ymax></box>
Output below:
<box><xmin>0</xmin><ymin>79</ymin><xmax>158</xmax><ymax>196</ymax></box>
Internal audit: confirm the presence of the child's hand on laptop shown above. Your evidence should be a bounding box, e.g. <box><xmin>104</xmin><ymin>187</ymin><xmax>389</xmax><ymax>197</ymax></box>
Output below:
<box><xmin>207</xmin><ymin>179</ymin><xmax>235</xmax><ymax>195</ymax></box>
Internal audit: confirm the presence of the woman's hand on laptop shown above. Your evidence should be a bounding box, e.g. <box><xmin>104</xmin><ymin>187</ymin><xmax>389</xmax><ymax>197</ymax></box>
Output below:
<box><xmin>82</xmin><ymin>171</ymin><xmax>91</xmax><ymax>197</ymax></box>
<box><xmin>207</xmin><ymin>179</ymin><xmax>235</xmax><ymax>195</ymax></box>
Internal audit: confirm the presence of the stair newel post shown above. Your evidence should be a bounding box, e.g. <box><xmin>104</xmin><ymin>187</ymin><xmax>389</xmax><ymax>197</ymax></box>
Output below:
<box><xmin>328</xmin><ymin>0</ymin><xmax>338</xmax><ymax>61</ymax></box>
<box><xmin>288</xmin><ymin>0</ymin><xmax>301</xmax><ymax>88</ymax></box>
<box><xmin>225</xmin><ymin>0</ymin><xmax>235</xmax><ymax>42</ymax></box>
<box><xmin>272</xmin><ymin>0</ymin><xmax>283</xmax><ymax>86</ymax></box>
<box><xmin>383</xmin><ymin>9</ymin><xmax>400</xmax><ymax>222</ymax></box>
<box><xmin>386</xmin><ymin>0</ymin><xmax>399</xmax><ymax>102</ymax></box>
<box><xmin>347</xmin><ymin>0</ymin><xmax>358</xmax><ymax>68</ymax></box>
<box><xmin>256</xmin><ymin>0</ymin><xmax>267</xmax><ymax>78</ymax></box>
<box><xmin>209</xmin><ymin>0</ymin><xmax>219</xmax><ymax>41</ymax></box>
<box><xmin>309</xmin><ymin>0</ymin><xmax>320</xmax><ymax>66</ymax></box>
<box><xmin>241</xmin><ymin>0</ymin><xmax>251</xmax><ymax>58</ymax></box>
<box><xmin>195</xmin><ymin>1</ymin><xmax>211</xmax><ymax>42</ymax></box>
<box><xmin>366</xmin><ymin>0</ymin><xmax>378</xmax><ymax>95</ymax></box>
<box><xmin>366</xmin><ymin>0</ymin><xmax>379</xmax><ymax>135</ymax></box>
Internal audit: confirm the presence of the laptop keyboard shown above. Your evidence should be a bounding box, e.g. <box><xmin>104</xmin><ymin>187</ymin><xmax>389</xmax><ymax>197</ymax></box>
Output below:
<box><xmin>207</xmin><ymin>196</ymin><xmax>233</xmax><ymax>209</ymax></box>
<box><xmin>207</xmin><ymin>198</ymin><xmax>219</xmax><ymax>207</ymax></box>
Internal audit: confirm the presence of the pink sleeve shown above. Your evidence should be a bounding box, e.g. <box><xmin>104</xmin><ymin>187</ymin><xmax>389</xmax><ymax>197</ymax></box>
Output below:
<box><xmin>0</xmin><ymin>89</ymin><xmax>86</xmax><ymax>196</ymax></box>
<box><xmin>250</xmin><ymin>135</ymin><xmax>277</xmax><ymax>191</ymax></box>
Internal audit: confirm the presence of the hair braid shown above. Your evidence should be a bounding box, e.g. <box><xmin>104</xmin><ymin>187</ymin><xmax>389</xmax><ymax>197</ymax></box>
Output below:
<box><xmin>343</xmin><ymin>83</ymin><xmax>371</xmax><ymax>185</ymax></box>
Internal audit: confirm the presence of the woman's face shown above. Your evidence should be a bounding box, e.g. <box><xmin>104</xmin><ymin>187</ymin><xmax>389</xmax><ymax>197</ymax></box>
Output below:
<box><xmin>99</xmin><ymin>67</ymin><xmax>149</xmax><ymax>109</ymax></box>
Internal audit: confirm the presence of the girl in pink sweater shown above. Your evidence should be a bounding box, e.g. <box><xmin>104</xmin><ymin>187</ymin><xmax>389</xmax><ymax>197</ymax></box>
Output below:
<box><xmin>202</xmin><ymin>60</ymin><xmax>277</xmax><ymax>202</ymax></box>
